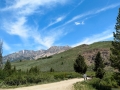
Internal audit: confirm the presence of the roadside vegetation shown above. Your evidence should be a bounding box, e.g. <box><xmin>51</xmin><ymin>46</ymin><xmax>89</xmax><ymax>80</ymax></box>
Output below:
<box><xmin>74</xmin><ymin>8</ymin><xmax>120</xmax><ymax>90</ymax></box>
<box><xmin>0</xmin><ymin>60</ymin><xmax>81</xmax><ymax>88</ymax></box>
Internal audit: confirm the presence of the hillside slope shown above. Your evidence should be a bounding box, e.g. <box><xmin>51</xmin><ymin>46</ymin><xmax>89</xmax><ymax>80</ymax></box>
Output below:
<box><xmin>11</xmin><ymin>41</ymin><xmax>112</xmax><ymax>72</ymax></box>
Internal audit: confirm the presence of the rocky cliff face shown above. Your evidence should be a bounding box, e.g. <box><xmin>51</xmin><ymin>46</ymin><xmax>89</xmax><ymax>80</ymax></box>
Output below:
<box><xmin>34</xmin><ymin>46</ymin><xmax>71</xmax><ymax>59</ymax></box>
<box><xmin>82</xmin><ymin>48</ymin><xmax>110</xmax><ymax>65</ymax></box>
<box><xmin>3</xmin><ymin>46</ymin><xmax>71</xmax><ymax>62</ymax></box>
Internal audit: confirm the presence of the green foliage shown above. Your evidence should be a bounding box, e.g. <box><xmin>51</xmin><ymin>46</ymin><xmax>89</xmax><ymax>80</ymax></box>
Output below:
<box><xmin>12</xmin><ymin>66</ymin><xmax>16</xmax><ymax>72</ymax></box>
<box><xmin>0</xmin><ymin>65</ymin><xmax>82</xmax><ymax>87</ymax></box>
<box><xmin>113</xmin><ymin>73</ymin><xmax>120</xmax><ymax>86</ymax></box>
<box><xmin>20</xmin><ymin>60</ymin><xmax>22</xmax><ymax>62</ymax></box>
<box><xmin>0</xmin><ymin>54</ymin><xmax>2</xmax><ymax>69</ymax></box>
<box><xmin>26</xmin><ymin>74</ymin><xmax>42</xmax><ymax>84</ymax></box>
<box><xmin>96</xmin><ymin>68</ymin><xmax>105</xmax><ymax>79</ymax></box>
<box><xmin>74</xmin><ymin>76</ymin><xmax>119</xmax><ymax>90</ymax></box>
<box><xmin>61</xmin><ymin>62</ymin><xmax>64</xmax><ymax>65</ymax></box>
<box><xmin>53</xmin><ymin>72</ymin><xmax>81</xmax><ymax>80</ymax></box>
<box><xmin>0</xmin><ymin>69</ymin><xmax>7</xmax><ymax>80</ymax></box>
<box><xmin>110</xmin><ymin>8</ymin><xmax>120</xmax><ymax>72</ymax></box>
<box><xmin>0</xmin><ymin>39</ymin><xmax>3</xmax><ymax>69</ymax></box>
<box><xmin>4</xmin><ymin>60</ymin><xmax>11</xmax><ymax>71</ymax></box>
<box><xmin>5</xmin><ymin>74</ymin><xmax>27</xmax><ymax>86</ymax></box>
<box><xmin>94</xmin><ymin>52</ymin><xmax>105</xmax><ymax>79</ymax></box>
<box><xmin>50</xmin><ymin>68</ymin><xmax>54</xmax><ymax>72</ymax></box>
<box><xmin>37</xmin><ymin>56</ymin><xmax>53</xmax><ymax>60</ymax></box>
<box><xmin>110</xmin><ymin>8</ymin><xmax>120</xmax><ymax>86</ymax></box>
<box><xmin>94</xmin><ymin>52</ymin><xmax>105</xmax><ymax>71</ymax></box>
<box><xmin>74</xmin><ymin>82</ymin><xmax>96</xmax><ymax>90</ymax></box>
<box><xmin>74</xmin><ymin>55</ymin><xmax>87</xmax><ymax>74</ymax></box>
<box><xmin>29</xmin><ymin>66</ymin><xmax>40</xmax><ymax>74</ymax></box>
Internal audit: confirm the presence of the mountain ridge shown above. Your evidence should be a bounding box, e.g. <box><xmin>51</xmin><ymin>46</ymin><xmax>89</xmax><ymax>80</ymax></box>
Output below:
<box><xmin>3</xmin><ymin>45</ymin><xmax>71</xmax><ymax>62</ymax></box>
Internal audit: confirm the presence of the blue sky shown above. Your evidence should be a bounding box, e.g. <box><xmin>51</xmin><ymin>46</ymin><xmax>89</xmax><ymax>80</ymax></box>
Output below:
<box><xmin>0</xmin><ymin>0</ymin><xmax>120</xmax><ymax>56</ymax></box>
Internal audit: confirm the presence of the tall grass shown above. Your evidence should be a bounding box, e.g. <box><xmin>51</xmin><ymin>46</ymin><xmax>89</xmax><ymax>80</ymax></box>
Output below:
<box><xmin>74</xmin><ymin>72</ymin><xmax>120</xmax><ymax>90</ymax></box>
<box><xmin>74</xmin><ymin>82</ymin><xmax>96</xmax><ymax>90</ymax></box>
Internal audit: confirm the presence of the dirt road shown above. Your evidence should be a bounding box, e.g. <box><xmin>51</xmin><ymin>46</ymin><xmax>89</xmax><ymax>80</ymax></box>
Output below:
<box><xmin>1</xmin><ymin>78</ymin><xmax>86</xmax><ymax>90</ymax></box>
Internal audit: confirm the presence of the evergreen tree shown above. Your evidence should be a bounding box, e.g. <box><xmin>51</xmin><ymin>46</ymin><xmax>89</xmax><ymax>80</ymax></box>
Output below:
<box><xmin>4</xmin><ymin>60</ymin><xmax>11</xmax><ymax>71</ymax></box>
<box><xmin>96</xmin><ymin>68</ymin><xmax>105</xmax><ymax>79</ymax></box>
<box><xmin>94</xmin><ymin>52</ymin><xmax>105</xmax><ymax>79</ymax></box>
<box><xmin>110</xmin><ymin>8</ymin><xmax>120</xmax><ymax>72</ymax></box>
<box><xmin>110</xmin><ymin>8</ymin><xmax>120</xmax><ymax>85</ymax></box>
<box><xmin>0</xmin><ymin>39</ymin><xmax>3</xmax><ymax>69</ymax></box>
<box><xmin>94</xmin><ymin>52</ymin><xmax>105</xmax><ymax>71</ymax></box>
<box><xmin>13</xmin><ymin>66</ymin><xmax>16</xmax><ymax>72</ymax></box>
<box><xmin>50</xmin><ymin>68</ymin><xmax>54</xmax><ymax>72</ymax></box>
<box><xmin>74</xmin><ymin>55</ymin><xmax>87</xmax><ymax>74</ymax></box>
<box><xmin>29</xmin><ymin>66</ymin><xmax>39</xmax><ymax>73</ymax></box>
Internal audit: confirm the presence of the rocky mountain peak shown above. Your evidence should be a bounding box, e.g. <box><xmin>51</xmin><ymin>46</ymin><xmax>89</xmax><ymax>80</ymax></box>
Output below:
<box><xmin>3</xmin><ymin>45</ymin><xmax>71</xmax><ymax>62</ymax></box>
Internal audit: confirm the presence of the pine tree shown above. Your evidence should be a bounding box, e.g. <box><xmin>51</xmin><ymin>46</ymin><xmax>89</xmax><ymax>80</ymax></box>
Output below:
<box><xmin>110</xmin><ymin>8</ymin><xmax>120</xmax><ymax>85</ymax></box>
<box><xmin>0</xmin><ymin>40</ymin><xmax>3</xmax><ymax>69</ymax></box>
<box><xmin>4</xmin><ymin>60</ymin><xmax>11</xmax><ymax>71</ymax></box>
<box><xmin>94</xmin><ymin>52</ymin><xmax>105</xmax><ymax>79</ymax></box>
<box><xmin>74</xmin><ymin>55</ymin><xmax>87</xmax><ymax>74</ymax></box>
<box><xmin>50</xmin><ymin>68</ymin><xmax>54</xmax><ymax>72</ymax></box>
<box><xmin>110</xmin><ymin>8</ymin><xmax>120</xmax><ymax>72</ymax></box>
<box><xmin>94</xmin><ymin>52</ymin><xmax>105</xmax><ymax>71</ymax></box>
<box><xmin>13</xmin><ymin>66</ymin><xmax>16</xmax><ymax>72</ymax></box>
<box><xmin>29</xmin><ymin>66</ymin><xmax>39</xmax><ymax>73</ymax></box>
<box><xmin>4</xmin><ymin>60</ymin><xmax>12</xmax><ymax>76</ymax></box>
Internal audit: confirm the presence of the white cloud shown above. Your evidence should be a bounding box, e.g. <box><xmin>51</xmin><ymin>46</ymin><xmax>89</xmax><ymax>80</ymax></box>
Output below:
<box><xmin>96</xmin><ymin>3</ymin><xmax>120</xmax><ymax>13</ymax></box>
<box><xmin>49</xmin><ymin>16</ymin><xmax>65</xmax><ymax>26</ymax></box>
<box><xmin>43</xmin><ymin>16</ymin><xmax>65</xmax><ymax>30</ymax></box>
<box><xmin>31</xmin><ymin>29</ymin><xmax>64</xmax><ymax>48</ymax></box>
<box><xmin>1</xmin><ymin>0</ymin><xmax>69</xmax><ymax>49</ymax></box>
<box><xmin>72</xmin><ymin>29</ymin><xmax>113</xmax><ymax>47</ymax></box>
<box><xmin>3</xmin><ymin>42</ymin><xmax>11</xmax><ymax>51</ymax></box>
<box><xmin>3</xmin><ymin>17</ymin><xmax>29</xmax><ymax>39</ymax></box>
<box><xmin>65</xmin><ymin>3</ymin><xmax>120</xmax><ymax>25</ymax></box>
<box><xmin>2</xmin><ymin>0</ymin><xmax>69</xmax><ymax>13</ymax></box>
<box><xmin>65</xmin><ymin>12</ymin><xmax>91</xmax><ymax>25</ymax></box>
<box><xmin>75</xmin><ymin>22</ymin><xmax>80</xmax><ymax>25</ymax></box>
<box><xmin>75</xmin><ymin>21</ymin><xmax>84</xmax><ymax>25</ymax></box>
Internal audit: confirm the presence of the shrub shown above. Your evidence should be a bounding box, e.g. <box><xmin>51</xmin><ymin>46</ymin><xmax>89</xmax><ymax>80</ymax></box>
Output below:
<box><xmin>113</xmin><ymin>73</ymin><xmax>120</xmax><ymax>86</ymax></box>
<box><xmin>50</xmin><ymin>68</ymin><xmax>54</xmax><ymax>72</ymax></box>
<box><xmin>5</xmin><ymin>74</ymin><xmax>27</xmax><ymax>86</ymax></box>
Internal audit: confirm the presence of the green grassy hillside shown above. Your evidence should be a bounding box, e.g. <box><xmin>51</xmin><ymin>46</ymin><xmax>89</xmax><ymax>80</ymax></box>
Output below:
<box><xmin>11</xmin><ymin>41</ymin><xmax>112</xmax><ymax>72</ymax></box>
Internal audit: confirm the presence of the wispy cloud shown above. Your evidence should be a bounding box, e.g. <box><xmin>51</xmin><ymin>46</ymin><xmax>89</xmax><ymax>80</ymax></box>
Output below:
<box><xmin>1</xmin><ymin>0</ymin><xmax>69</xmax><ymax>12</ymax></box>
<box><xmin>65</xmin><ymin>11</ymin><xmax>91</xmax><ymax>25</ymax></box>
<box><xmin>49</xmin><ymin>16</ymin><xmax>65</xmax><ymax>26</ymax></box>
<box><xmin>31</xmin><ymin>29</ymin><xmax>64</xmax><ymax>48</ymax></box>
<box><xmin>65</xmin><ymin>3</ymin><xmax>120</xmax><ymax>25</ymax></box>
<box><xmin>66</xmin><ymin>0</ymin><xmax>84</xmax><ymax>16</ymax></box>
<box><xmin>43</xmin><ymin>16</ymin><xmax>65</xmax><ymax>30</ymax></box>
<box><xmin>96</xmin><ymin>3</ymin><xmax>120</xmax><ymax>13</ymax></box>
<box><xmin>3</xmin><ymin>17</ymin><xmax>29</xmax><ymax>39</ymax></box>
<box><xmin>1</xmin><ymin>0</ymin><xmax>69</xmax><ymax>49</ymax></box>
<box><xmin>72</xmin><ymin>29</ymin><xmax>113</xmax><ymax>47</ymax></box>
<box><xmin>3</xmin><ymin>42</ymin><xmax>11</xmax><ymax>51</ymax></box>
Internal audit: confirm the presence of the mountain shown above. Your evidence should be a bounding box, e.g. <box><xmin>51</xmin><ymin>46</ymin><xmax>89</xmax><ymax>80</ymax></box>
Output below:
<box><xmin>11</xmin><ymin>41</ymin><xmax>112</xmax><ymax>72</ymax></box>
<box><xmin>3</xmin><ymin>46</ymin><xmax>71</xmax><ymax>62</ymax></box>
